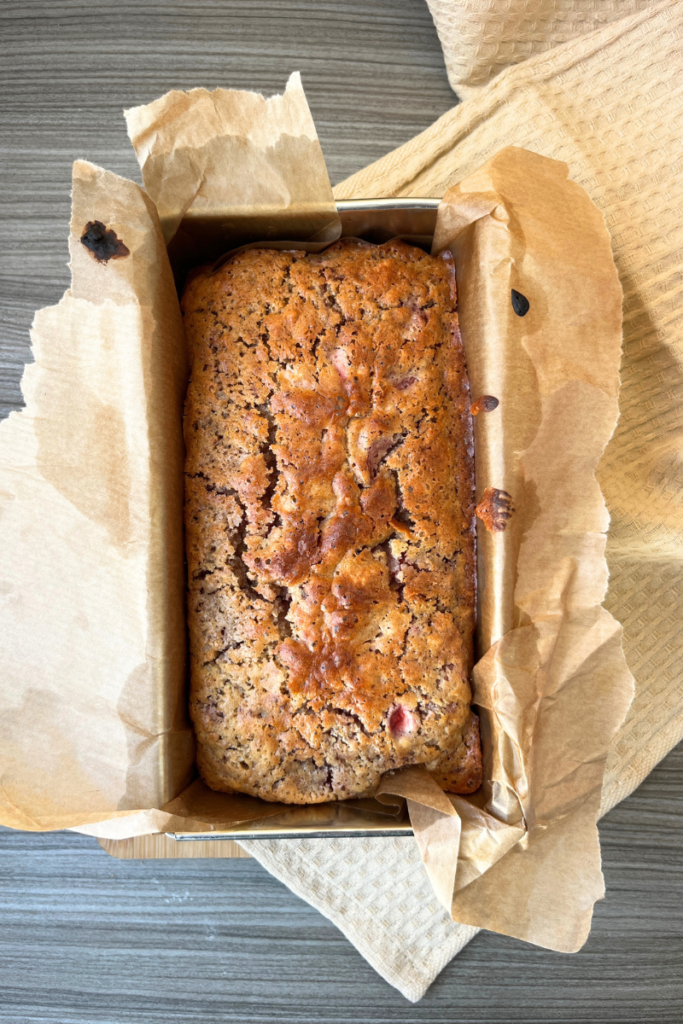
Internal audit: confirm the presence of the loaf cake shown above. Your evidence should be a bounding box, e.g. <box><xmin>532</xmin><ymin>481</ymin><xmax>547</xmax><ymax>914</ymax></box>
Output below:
<box><xmin>182</xmin><ymin>238</ymin><xmax>481</xmax><ymax>804</ymax></box>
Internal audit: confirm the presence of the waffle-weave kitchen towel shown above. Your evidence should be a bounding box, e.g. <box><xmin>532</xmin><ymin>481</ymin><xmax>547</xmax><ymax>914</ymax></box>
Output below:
<box><xmin>426</xmin><ymin>0</ymin><xmax>661</xmax><ymax>98</ymax></box>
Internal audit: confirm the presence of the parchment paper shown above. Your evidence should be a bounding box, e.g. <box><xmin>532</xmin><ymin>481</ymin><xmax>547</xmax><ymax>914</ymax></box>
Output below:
<box><xmin>0</xmin><ymin>76</ymin><xmax>633</xmax><ymax>951</ymax></box>
<box><xmin>125</xmin><ymin>70</ymin><xmax>341</xmax><ymax>279</ymax></box>
<box><xmin>0</xmin><ymin>160</ymin><xmax>191</xmax><ymax>830</ymax></box>
<box><xmin>434</xmin><ymin>148</ymin><xmax>635</xmax><ymax>948</ymax></box>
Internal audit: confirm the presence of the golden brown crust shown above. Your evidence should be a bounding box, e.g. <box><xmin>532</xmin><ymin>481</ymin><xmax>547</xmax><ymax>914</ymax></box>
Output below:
<box><xmin>182</xmin><ymin>239</ymin><xmax>479</xmax><ymax>803</ymax></box>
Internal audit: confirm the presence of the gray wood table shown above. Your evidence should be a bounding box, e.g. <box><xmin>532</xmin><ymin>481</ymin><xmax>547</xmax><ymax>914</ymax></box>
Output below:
<box><xmin>1</xmin><ymin>2</ymin><xmax>681</xmax><ymax>1020</ymax></box>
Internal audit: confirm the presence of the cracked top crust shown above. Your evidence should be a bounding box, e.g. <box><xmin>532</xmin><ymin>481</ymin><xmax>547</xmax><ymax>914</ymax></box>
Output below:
<box><xmin>182</xmin><ymin>238</ymin><xmax>480</xmax><ymax>804</ymax></box>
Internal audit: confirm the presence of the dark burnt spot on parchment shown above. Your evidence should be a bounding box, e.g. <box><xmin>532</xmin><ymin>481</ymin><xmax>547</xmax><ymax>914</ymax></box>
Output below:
<box><xmin>81</xmin><ymin>221</ymin><xmax>130</xmax><ymax>263</ymax></box>
<box><xmin>470</xmin><ymin>395</ymin><xmax>499</xmax><ymax>415</ymax></box>
<box><xmin>511</xmin><ymin>289</ymin><xmax>530</xmax><ymax>317</ymax></box>
<box><xmin>475</xmin><ymin>487</ymin><xmax>514</xmax><ymax>533</ymax></box>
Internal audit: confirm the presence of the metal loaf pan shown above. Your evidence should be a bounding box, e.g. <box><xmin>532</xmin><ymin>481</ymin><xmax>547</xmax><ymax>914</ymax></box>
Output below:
<box><xmin>172</xmin><ymin>198</ymin><xmax>442</xmax><ymax>844</ymax></box>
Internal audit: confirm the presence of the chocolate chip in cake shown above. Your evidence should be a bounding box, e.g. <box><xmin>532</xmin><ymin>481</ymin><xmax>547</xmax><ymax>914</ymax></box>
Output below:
<box><xmin>470</xmin><ymin>395</ymin><xmax>499</xmax><ymax>415</ymax></box>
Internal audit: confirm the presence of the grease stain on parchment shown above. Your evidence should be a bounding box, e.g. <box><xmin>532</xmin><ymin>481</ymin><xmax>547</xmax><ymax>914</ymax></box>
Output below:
<box><xmin>36</xmin><ymin>381</ymin><xmax>132</xmax><ymax>549</ymax></box>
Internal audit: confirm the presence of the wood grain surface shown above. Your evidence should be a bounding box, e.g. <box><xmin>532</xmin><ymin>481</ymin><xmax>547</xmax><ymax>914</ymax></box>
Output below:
<box><xmin>1</xmin><ymin>748</ymin><xmax>682</xmax><ymax>1023</ymax></box>
<box><xmin>1</xmin><ymin>1</ymin><xmax>682</xmax><ymax>1021</ymax></box>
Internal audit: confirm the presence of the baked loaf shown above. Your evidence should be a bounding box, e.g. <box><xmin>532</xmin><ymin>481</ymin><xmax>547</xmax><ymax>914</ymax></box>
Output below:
<box><xmin>182</xmin><ymin>239</ymin><xmax>480</xmax><ymax>804</ymax></box>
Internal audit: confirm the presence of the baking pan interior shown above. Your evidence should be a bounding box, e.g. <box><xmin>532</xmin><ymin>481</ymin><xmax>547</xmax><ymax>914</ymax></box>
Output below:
<box><xmin>172</xmin><ymin>199</ymin><xmax>442</xmax><ymax>843</ymax></box>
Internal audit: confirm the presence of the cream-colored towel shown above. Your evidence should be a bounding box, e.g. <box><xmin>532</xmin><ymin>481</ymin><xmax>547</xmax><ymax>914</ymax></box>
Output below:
<box><xmin>243</xmin><ymin>0</ymin><xmax>683</xmax><ymax>1002</ymax></box>
<box><xmin>426</xmin><ymin>0</ymin><xmax>661</xmax><ymax>98</ymax></box>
